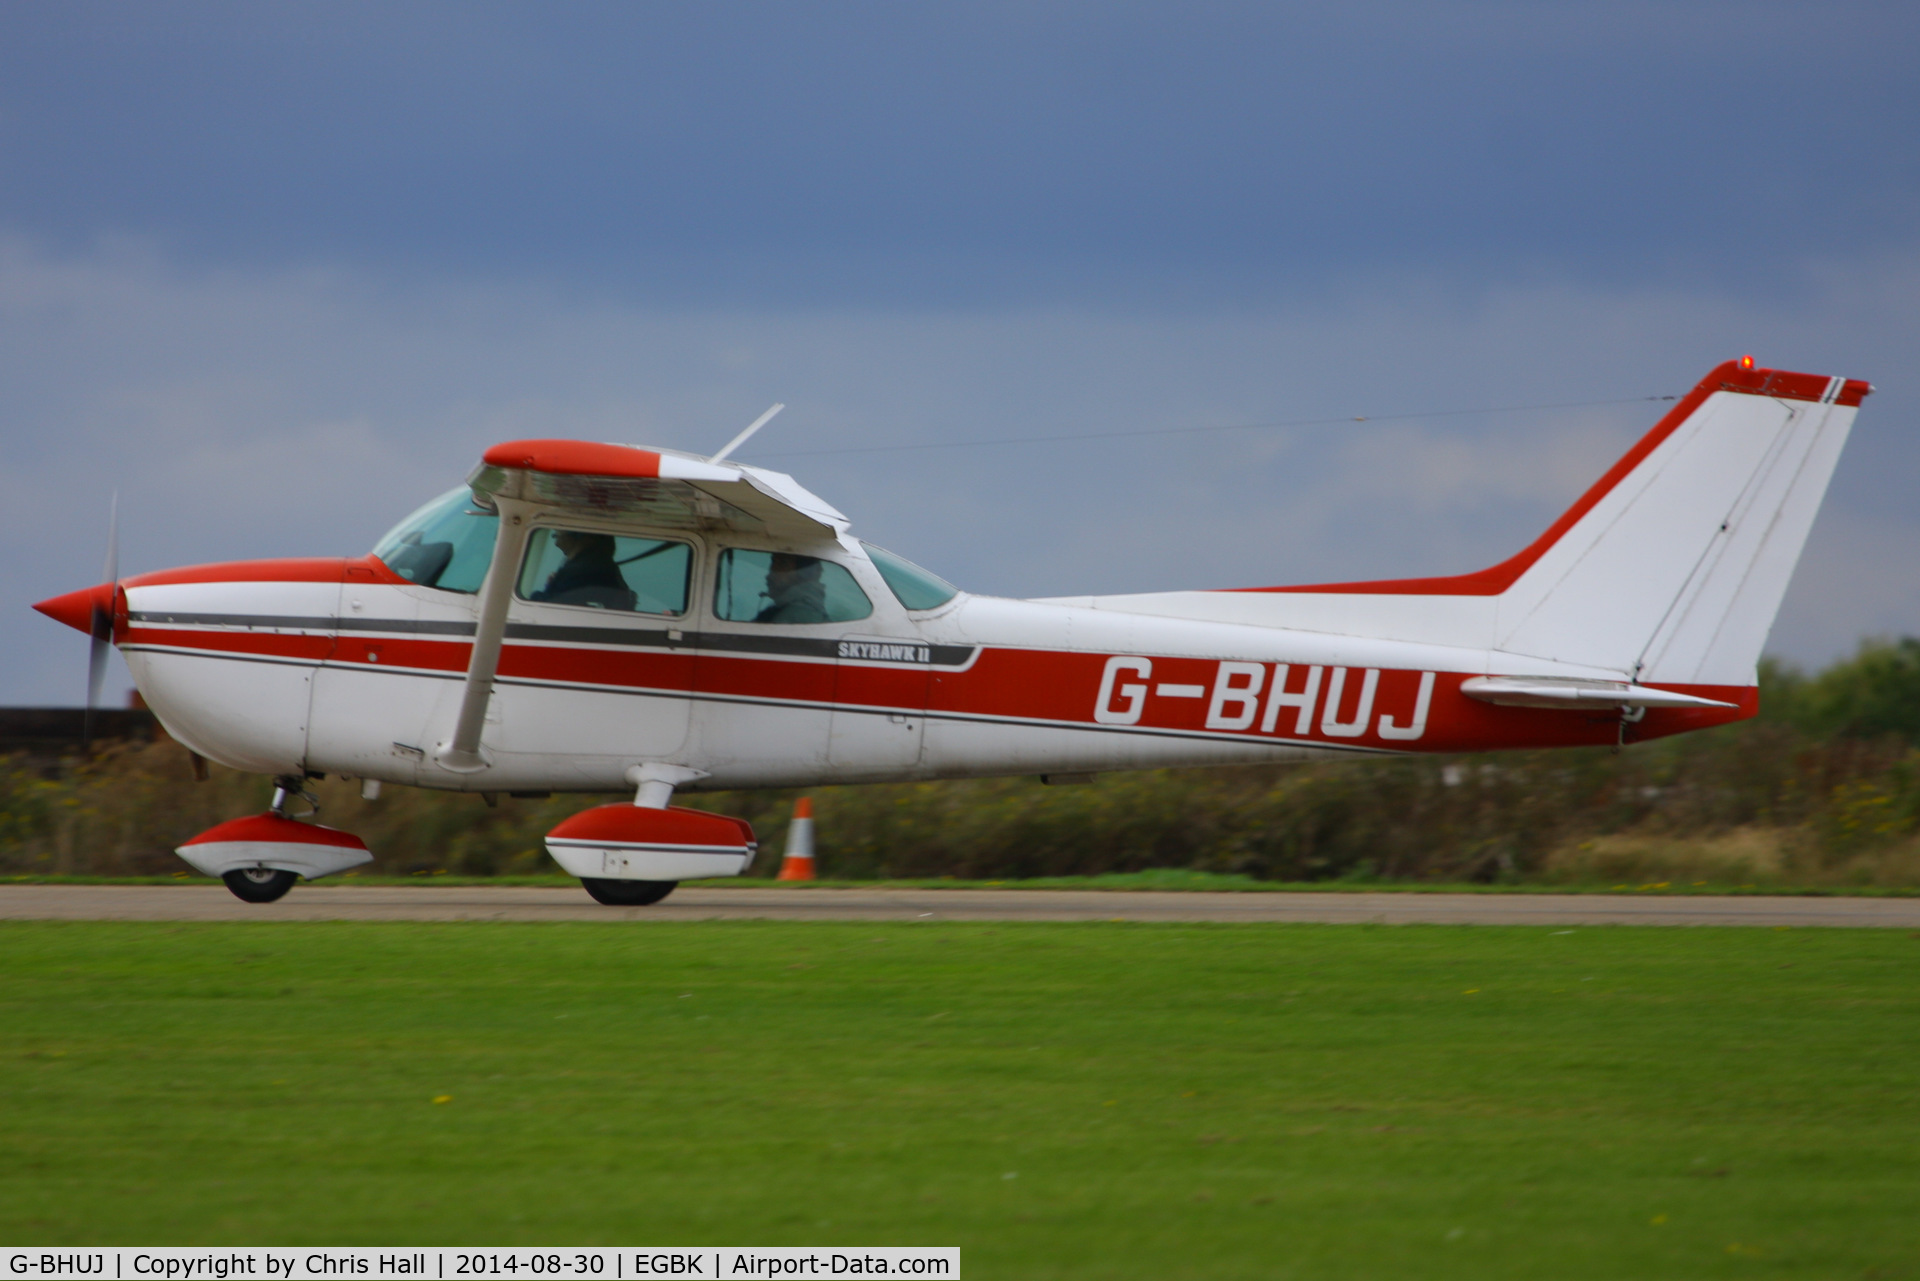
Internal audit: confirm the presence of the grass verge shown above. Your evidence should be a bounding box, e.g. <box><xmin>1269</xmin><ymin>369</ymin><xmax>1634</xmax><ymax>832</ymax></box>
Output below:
<box><xmin>2</xmin><ymin>920</ymin><xmax>1917</xmax><ymax>1278</ymax></box>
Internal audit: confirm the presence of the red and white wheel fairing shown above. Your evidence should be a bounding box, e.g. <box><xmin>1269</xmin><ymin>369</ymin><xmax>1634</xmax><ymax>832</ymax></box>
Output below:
<box><xmin>545</xmin><ymin>804</ymin><xmax>757</xmax><ymax>882</ymax></box>
<box><xmin>176</xmin><ymin>812</ymin><xmax>374</xmax><ymax>881</ymax></box>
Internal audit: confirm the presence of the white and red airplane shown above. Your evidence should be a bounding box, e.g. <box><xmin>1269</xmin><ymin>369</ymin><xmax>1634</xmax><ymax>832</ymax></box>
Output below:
<box><xmin>35</xmin><ymin>358</ymin><xmax>1871</xmax><ymax>904</ymax></box>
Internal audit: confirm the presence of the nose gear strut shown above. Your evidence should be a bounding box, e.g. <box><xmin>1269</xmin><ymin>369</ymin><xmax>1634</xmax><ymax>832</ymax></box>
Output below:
<box><xmin>269</xmin><ymin>775</ymin><xmax>320</xmax><ymax>819</ymax></box>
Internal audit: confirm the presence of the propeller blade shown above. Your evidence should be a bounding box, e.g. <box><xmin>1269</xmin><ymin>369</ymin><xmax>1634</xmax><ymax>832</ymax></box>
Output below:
<box><xmin>84</xmin><ymin>616</ymin><xmax>109</xmax><ymax>746</ymax></box>
<box><xmin>82</xmin><ymin>493</ymin><xmax>119</xmax><ymax>750</ymax></box>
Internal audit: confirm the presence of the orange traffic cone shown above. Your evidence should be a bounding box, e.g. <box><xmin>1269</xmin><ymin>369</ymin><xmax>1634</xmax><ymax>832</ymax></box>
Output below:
<box><xmin>776</xmin><ymin>797</ymin><xmax>816</xmax><ymax>881</ymax></box>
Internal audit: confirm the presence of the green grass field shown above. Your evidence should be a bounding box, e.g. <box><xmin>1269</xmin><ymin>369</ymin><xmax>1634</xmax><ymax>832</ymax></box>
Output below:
<box><xmin>3</xmin><ymin>921</ymin><xmax>1917</xmax><ymax>1279</ymax></box>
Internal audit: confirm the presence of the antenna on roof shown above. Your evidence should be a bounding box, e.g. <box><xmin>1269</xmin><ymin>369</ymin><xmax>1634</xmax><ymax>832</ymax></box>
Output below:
<box><xmin>708</xmin><ymin>403</ymin><xmax>785</xmax><ymax>464</ymax></box>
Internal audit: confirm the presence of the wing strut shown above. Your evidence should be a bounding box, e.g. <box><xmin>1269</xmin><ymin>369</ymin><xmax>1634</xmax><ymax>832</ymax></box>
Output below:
<box><xmin>436</xmin><ymin>503</ymin><xmax>534</xmax><ymax>773</ymax></box>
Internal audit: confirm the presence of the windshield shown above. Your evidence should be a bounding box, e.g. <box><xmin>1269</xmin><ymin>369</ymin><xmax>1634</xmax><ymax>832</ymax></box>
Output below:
<box><xmin>862</xmin><ymin>543</ymin><xmax>959</xmax><ymax>610</ymax></box>
<box><xmin>371</xmin><ymin>488</ymin><xmax>499</xmax><ymax>593</ymax></box>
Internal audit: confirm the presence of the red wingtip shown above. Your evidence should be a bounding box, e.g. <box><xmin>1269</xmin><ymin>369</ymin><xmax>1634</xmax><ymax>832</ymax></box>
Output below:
<box><xmin>33</xmin><ymin>583</ymin><xmax>113</xmax><ymax>635</ymax></box>
<box><xmin>482</xmin><ymin>439</ymin><xmax>664</xmax><ymax>478</ymax></box>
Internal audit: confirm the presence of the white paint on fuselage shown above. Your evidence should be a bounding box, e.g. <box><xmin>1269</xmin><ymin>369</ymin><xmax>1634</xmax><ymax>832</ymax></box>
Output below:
<box><xmin>121</xmin><ymin>575</ymin><xmax>1622</xmax><ymax>794</ymax></box>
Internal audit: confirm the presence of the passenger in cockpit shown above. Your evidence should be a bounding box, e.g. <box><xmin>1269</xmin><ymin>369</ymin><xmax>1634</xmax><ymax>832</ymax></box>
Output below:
<box><xmin>533</xmin><ymin>531</ymin><xmax>635</xmax><ymax>609</ymax></box>
<box><xmin>755</xmin><ymin>553</ymin><xmax>829</xmax><ymax>624</ymax></box>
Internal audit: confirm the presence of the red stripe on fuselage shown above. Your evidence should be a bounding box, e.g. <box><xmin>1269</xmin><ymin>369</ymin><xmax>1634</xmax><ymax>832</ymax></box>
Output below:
<box><xmin>927</xmin><ymin>649</ymin><xmax>1750</xmax><ymax>750</ymax></box>
<box><xmin>119</xmin><ymin>556</ymin><xmax>405</xmax><ymax>590</ymax></box>
<box><xmin>330</xmin><ymin>635</ymin><xmax>467</xmax><ymax>673</ymax></box>
<box><xmin>501</xmin><ymin>642</ymin><xmax>700</xmax><ymax>693</ymax></box>
<box><xmin>684</xmin><ymin>651</ymin><xmax>834</xmax><ymax>703</ymax></box>
<box><xmin>127</xmin><ymin>624</ymin><xmax>1753</xmax><ymax>753</ymax></box>
<box><xmin>124</xmin><ymin>625</ymin><xmax>335</xmax><ymax>664</ymax></box>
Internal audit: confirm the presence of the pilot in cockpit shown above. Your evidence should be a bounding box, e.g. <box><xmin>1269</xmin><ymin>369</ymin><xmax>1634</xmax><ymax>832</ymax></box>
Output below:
<box><xmin>531</xmin><ymin>531</ymin><xmax>633</xmax><ymax>608</ymax></box>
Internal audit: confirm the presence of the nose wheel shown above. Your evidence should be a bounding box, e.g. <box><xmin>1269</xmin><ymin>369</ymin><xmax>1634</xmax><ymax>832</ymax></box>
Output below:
<box><xmin>212</xmin><ymin>776</ymin><xmax>319</xmax><ymax>902</ymax></box>
<box><xmin>222</xmin><ymin>867</ymin><xmax>299</xmax><ymax>903</ymax></box>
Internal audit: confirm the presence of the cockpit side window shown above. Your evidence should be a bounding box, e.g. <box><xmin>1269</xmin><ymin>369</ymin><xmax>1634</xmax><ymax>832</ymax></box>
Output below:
<box><xmin>372</xmin><ymin>488</ymin><xmax>499</xmax><ymax>593</ymax></box>
<box><xmin>714</xmin><ymin>549</ymin><xmax>872</xmax><ymax>624</ymax></box>
<box><xmin>516</xmin><ymin>528</ymin><xmax>692</xmax><ymax>615</ymax></box>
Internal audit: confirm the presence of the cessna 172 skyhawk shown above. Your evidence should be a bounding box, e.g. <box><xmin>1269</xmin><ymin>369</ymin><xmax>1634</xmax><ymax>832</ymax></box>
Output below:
<box><xmin>34</xmin><ymin>358</ymin><xmax>1871</xmax><ymax>904</ymax></box>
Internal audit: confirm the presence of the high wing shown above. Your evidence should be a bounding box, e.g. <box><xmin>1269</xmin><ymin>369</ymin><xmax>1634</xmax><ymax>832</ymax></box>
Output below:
<box><xmin>469</xmin><ymin>438</ymin><xmax>848</xmax><ymax>541</ymax></box>
<box><xmin>439</xmin><ymin>438</ymin><xmax>849</xmax><ymax>771</ymax></box>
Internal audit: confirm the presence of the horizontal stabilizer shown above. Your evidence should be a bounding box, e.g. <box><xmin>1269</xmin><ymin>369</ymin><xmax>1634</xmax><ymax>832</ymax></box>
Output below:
<box><xmin>1460</xmin><ymin>676</ymin><xmax>1736</xmax><ymax>710</ymax></box>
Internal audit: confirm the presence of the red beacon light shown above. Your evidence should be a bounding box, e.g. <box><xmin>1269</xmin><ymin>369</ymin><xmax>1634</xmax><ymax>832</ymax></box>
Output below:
<box><xmin>1739</xmin><ymin>354</ymin><xmax>1755</xmax><ymax>370</ymax></box>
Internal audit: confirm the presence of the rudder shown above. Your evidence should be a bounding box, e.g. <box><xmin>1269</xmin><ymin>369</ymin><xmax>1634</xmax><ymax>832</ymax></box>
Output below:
<box><xmin>1491</xmin><ymin>360</ymin><xmax>1869</xmax><ymax>684</ymax></box>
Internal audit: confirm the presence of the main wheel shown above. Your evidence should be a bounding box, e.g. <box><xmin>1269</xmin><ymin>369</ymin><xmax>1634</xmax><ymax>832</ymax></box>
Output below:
<box><xmin>222</xmin><ymin>867</ymin><xmax>299</xmax><ymax>903</ymax></box>
<box><xmin>580</xmin><ymin>878</ymin><xmax>677</xmax><ymax>906</ymax></box>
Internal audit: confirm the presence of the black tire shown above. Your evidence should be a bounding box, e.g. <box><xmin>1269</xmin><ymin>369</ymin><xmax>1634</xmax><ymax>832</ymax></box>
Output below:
<box><xmin>222</xmin><ymin>867</ymin><xmax>299</xmax><ymax>903</ymax></box>
<box><xmin>580</xmin><ymin>878</ymin><xmax>677</xmax><ymax>906</ymax></box>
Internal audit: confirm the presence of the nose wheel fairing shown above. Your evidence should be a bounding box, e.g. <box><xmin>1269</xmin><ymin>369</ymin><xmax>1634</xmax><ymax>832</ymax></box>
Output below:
<box><xmin>175</xmin><ymin>811</ymin><xmax>373</xmax><ymax>882</ymax></box>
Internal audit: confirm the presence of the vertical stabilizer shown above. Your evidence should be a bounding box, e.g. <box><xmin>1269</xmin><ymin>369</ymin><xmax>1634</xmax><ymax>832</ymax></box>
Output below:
<box><xmin>1075</xmin><ymin>359</ymin><xmax>1869</xmax><ymax>691</ymax></box>
<box><xmin>1491</xmin><ymin>362</ymin><xmax>1867</xmax><ymax>683</ymax></box>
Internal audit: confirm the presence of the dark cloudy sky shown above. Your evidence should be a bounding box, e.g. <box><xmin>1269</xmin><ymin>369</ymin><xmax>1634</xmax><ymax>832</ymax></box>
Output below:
<box><xmin>5</xmin><ymin>1</ymin><xmax>1917</xmax><ymax>703</ymax></box>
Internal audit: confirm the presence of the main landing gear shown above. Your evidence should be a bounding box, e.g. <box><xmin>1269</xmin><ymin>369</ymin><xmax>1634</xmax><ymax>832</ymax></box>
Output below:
<box><xmin>579</xmin><ymin>878</ymin><xmax>678</xmax><ymax>906</ymax></box>
<box><xmin>545</xmin><ymin>784</ymin><xmax>755</xmax><ymax>908</ymax></box>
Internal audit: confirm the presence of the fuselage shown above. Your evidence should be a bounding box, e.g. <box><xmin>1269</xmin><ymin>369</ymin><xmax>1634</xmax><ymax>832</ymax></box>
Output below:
<box><xmin>94</xmin><ymin>538</ymin><xmax>1748</xmax><ymax>797</ymax></box>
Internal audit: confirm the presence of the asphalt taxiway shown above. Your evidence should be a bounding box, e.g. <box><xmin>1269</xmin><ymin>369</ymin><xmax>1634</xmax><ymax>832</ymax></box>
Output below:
<box><xmin>2</xmin><ymin>885</ymin><xmax>1915</xmax><ymax>926</ymax></box>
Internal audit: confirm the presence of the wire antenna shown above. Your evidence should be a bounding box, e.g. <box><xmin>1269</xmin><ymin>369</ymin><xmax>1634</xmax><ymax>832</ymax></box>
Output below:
<box><xmin>750</xmin><ymin>393</ymin><xmax>1679</xmax><ymax>460</ymax></box>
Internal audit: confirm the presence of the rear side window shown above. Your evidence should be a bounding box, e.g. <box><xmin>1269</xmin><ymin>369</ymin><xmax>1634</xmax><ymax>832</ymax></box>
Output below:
<box><xmin>516</xmin><ymin>529</ymin><xmax>692</xmax><ymax>615</ymax></box>
<box><xmin>715</xmin><ymin>550</ymin><xmax>872</xmax><ymax>624</ymax></box>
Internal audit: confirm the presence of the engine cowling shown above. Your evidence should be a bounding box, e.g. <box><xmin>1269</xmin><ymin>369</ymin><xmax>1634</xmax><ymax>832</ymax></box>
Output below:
<box><xmin>545</xmin><ymin>804</ymin><xmax>756</xmax><ymax>883</ymax></box>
